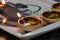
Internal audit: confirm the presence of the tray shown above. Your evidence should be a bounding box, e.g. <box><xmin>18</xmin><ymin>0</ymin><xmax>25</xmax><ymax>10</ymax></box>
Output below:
<box><xmin>0</xmin><ymin>0</ymin><xmax>60</xmax><ymax>40</ymax></box>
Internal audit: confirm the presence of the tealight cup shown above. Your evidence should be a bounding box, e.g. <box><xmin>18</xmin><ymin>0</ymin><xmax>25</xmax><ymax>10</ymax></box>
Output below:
<box><xmin>52</xmin><ymin>3</ymin><xmax>60</xmax><ymax>12</ymax></box>
<box><xmin>41</xmin><ymin>11</ymin><xmax>60</xmax><ymax>23</ymax></box>
<box><xmin>18</xmin><ymin>16</ymin><xmax>44</xmax><ymax>31</ymax></box>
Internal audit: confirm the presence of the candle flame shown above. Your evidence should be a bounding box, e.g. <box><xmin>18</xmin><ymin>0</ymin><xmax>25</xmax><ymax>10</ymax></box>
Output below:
<box><xmin>17</xmin><ymin>12</ymin><xmax>21</xmax><ymax>18</ymax></box>
<box><xmin>2</xmin><ymin>18</ymin><xmax>7</xmax><ymax>24</ymax></box>
<box><xmin>2</xmin><ymin>0</ymin><xmax>6</xmax><ymax>4</ymax></box>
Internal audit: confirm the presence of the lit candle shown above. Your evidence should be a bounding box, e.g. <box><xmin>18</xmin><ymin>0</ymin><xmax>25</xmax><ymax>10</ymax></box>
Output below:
<box><xmin>17</xmin><ymin>16</ymin><xmax>44</xmax><ymax>31</ymax></box>
<box><xmin>0</xmin><ymin>0</ymin><xmax>6</xmax><ymax>8</ymax></box>
<box><xmin>17</xmin><ymin>12</ymin><xmax>21</xmax><ymax>18</ymax></box>
<box><xmin>2</xmin><ymin>18</ymin><xmax>7</xmax><ymax>24</ymax></box>
<box><xmin>17</xmin><ymin>12</ymin><xmax>24</xmax><ymax>29</ymax></box>
<box><xmin>1</xmin><ymin>18</ymin><xmax>18</xmax><ymax>26</ymax></box>
<box><xmin>2</xmin><ymin>0</ymin><xmax>6</xmax><ymax>4</ymax></box>
<box><xmin>17</xmin><ymin>12</ymin><xmax>22</xmax><ymax>23</ymax></box>
<box><xmin>0</xmin><ymin>15</ymin><xmax>17</xmax><ymax>26</ymax></box>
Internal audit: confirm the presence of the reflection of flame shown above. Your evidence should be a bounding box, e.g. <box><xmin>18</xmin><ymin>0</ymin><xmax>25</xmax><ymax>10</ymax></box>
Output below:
<box><xmin>17</xmin><ymin>12</ymin><xmax>21</xmax><ymax>17</ymax></box>
<box><xmin>2</xmin><ymin>18</ymin><xmax>7</xmax><ymax>24</ymax></box>
<box><xmin>24</xmin><ymin>23</ymin><xmax>30</xmax><ymax>26</ymax></box>
<box><xmin>2</xmin><ymin>0</ymin><xmax>6</xmax><ymax>4</ymax></box>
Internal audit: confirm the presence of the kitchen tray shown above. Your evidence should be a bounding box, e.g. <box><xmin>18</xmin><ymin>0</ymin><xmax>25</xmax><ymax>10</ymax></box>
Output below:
<box><xmin>0</xmin><ymin>0</ymin><xmax>60</xmax><ymax>40</ymax></box>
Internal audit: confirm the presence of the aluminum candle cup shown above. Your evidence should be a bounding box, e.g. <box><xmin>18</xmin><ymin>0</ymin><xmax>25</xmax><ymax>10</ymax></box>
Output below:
<box><xmin>52</xmin><ymin>3</ymin><xmax>60</xmax><ymax>12</ymax></box>
<box><xmin>41</xmin><ymin>11</ymin><xmax>60</xmax><ymax>23</ymax></box>
<box><xmin>18</xmin><ymin>16</ymin><xmax>43</xmax><ymax>31</ymax></box>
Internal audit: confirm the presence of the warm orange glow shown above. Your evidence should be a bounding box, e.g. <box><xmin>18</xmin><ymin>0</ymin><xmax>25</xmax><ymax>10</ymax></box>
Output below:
<box><xmin>17</xmin><ymin>12</ymin><xmax>21</xmax><ymax>17</ymax></box>
<box><xmin>0</xmin><ymin>2</ymin><xmax>4</xmax><ymax>7</ymax></box>
<box><xmin>2</xmin><ymin>18</ymin><xmax>7</xmax><ymax>24</ymax></box>
<box><xmin>2</xmin><ymin>0</ymin><xmax>6</xmax><ymax>4</ymax></box>
<box><xmin>0</xmin><ymin>0</ymin><xmax>6</xmax><ymax>8</ymax></box>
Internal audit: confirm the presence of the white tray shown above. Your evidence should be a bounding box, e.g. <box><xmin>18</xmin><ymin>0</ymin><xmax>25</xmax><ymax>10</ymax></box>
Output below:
<box><xmin>0</xmin><ymin>0</ymin><xmax>60</xmax><ymax>40</ymax></box>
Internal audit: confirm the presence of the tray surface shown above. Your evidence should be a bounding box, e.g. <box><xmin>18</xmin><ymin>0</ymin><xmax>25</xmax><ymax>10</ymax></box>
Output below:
<box><xmin>0</xmin><ymin>0</ymin><xmax>60</xmax><ymax>40</ymax></box>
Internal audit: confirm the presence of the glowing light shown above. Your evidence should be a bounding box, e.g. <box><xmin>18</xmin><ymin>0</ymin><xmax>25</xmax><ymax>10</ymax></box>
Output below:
<box><xmin>2</xmin><ymin>18</ymin><xmax>7</xmax><ymax>24</ymax></box>
<box><xmin>17</xmin><ymin>12</ymin><xmax>21</xmax><ymax>18</ymax></box>
<box><xmin>2</xmin><ymin>0</ymin><xmax>6</xmax><ymax>4</ymax></box>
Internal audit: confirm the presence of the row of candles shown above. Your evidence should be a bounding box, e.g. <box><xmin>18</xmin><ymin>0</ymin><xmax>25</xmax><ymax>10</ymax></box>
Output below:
<box><xmin>0</xmin><ymin>0</ymin><xmax>22</xmax><ymax>26</ymax></box>
<box><xmin>0</xmin><ymin>0</ymin><xmax>7</xmax><ymax>24</ymax></box>
<box><xmin>0</xmin><ymin>0</ymin><xmax>43</xmax><ymax>32</ymax></box>
<box><xmin>0</xmin><ymin>0</ymin><xmax>60</xmax><ymax>32</ymax></box>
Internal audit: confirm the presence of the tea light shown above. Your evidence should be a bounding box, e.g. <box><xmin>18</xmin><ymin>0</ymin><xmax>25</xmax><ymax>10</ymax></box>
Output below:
<box><xmin>0</xmin><ymin>16</ymin><xmax>17</xmax><ymax>27</ymax></box>
<box><xmin>0</xmin><ymin>14</ymin><xmax>17</xmax><ymax>27</ymax></box>
<box><xmin>52</xmin><ymin>3</ymin><xmax>60</xmax><ymax>12</ymax></box>
<box><xmin>17</xmin><ymin>16</ymin><xmax>43</xmax><ymax>31</ymax></box>
<box><xmin>2</xmin><ymin>18</ymin><xmax>7</xmax><ymax>24</ymax></box>
<box><xmin>0</xmin><ymin>14</ymin><xmax>17</xmax><ymax>26</ymax></box>
<box><xmin>41</xmin><ymin>11</ymin><xmax>60</xmax><ymax>23</ymax></box>
<box><xmin>0</xmin><ymin>0</ymin><xmax>6</xmax><ymax>8</ymax></box>
<box><xmin>1</xmin><ymin>18</ymin><xmax>18</xmax><ymax>26</ymax></box>
<box><xmin>17</xmin><ymin>12</ymin><xmax>23</xmax><ymax>26</ymax></box>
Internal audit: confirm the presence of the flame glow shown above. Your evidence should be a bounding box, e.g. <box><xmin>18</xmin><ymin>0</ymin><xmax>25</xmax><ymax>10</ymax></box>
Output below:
<box><xmin>17</xmin><ymin>12</ymin><xmax>21</xmax><ymax>18</ymax></box>
<box><xmin>2</xmin><ymin>0</ymin><xmax>6</xmax><ymax>4</ymax></box>
<box><xmin>24</xmin><ymin>23</ymin><xmax>30</xmax><ymax>26</ymax></box>
<box><xmin>2</xmin><ymin>18</ymin><xmax>7</xmax><ymax>24</ymax></box>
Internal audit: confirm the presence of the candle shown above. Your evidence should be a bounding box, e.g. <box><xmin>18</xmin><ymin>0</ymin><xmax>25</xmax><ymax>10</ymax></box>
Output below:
<box><xmin>17</xmin><ymin>16</ymin><xmax>44</xmax><ymax>31</ymax></box>
<box><xmin>17</xmin><ymin>12</ymin><xmax>43</xmax><ymax>32</ymax></box>
<box><xmin>17</xmin><ymin>12</ymin><xmax>25</xmax><ymax>30</ymax></box>
<box><xmin>17</xmin><ymin>12</ymin><xmax>25</xmax><ymax>23</ymax></box>
<box><xmin>17</xmin><ymin>12</ymin><xmax>23</xmax><ymax>24</ymax></box>
<box><xmin>0</xmin><ymin>17</ymin><xmax>17</xmax><ymax>27</ymax></box>
<box><xmin>0</xmin><ymin>0</ymin><xmax>6</xmax><ymax>8</ymax></box>
<box><xmin>0</xmin><ymin>14</ymin><xmax>17</xmax><ymax>26</ymax></box>
<box><xmin>1</xmin><ymin>18</ymin><xmax>18</xmax><ymax>27</ymax></box>
<box><xmin>2</xmin><ymin>18</ymin><xmax>7</xmax><ymax>24</ymax></box>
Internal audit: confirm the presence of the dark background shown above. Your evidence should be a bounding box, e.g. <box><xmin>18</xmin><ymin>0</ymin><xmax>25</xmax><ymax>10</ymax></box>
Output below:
<box><xmin>0</xmin><ymin>28</ymin><xmax>60</xmax><ymax>40</ymax></box>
